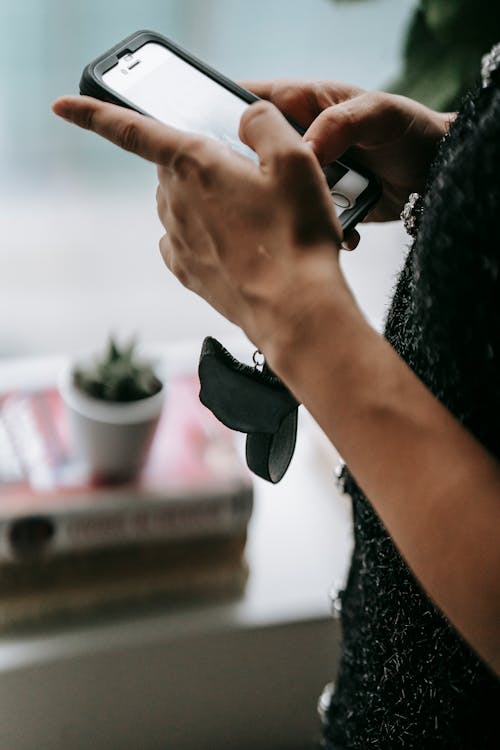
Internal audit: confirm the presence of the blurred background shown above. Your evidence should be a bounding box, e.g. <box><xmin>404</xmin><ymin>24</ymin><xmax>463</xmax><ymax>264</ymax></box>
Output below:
<box><xmin>2</xmin><ymin>0</ymin><xmax>488</xmax><ymax>360</ymax></box>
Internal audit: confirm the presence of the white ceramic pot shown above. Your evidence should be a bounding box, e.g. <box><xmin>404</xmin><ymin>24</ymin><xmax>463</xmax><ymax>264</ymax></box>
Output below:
<box><xmin>59</xmin><ymin>363</ymin><xmax>165</xmax><ymax>482</ymax></box>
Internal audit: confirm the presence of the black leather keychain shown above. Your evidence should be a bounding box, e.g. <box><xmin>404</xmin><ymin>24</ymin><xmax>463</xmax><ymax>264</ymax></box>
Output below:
<box><xmin>198</xmin><ymin>337</ymin><xmax>299</xmax><ymax>483</ymax></box>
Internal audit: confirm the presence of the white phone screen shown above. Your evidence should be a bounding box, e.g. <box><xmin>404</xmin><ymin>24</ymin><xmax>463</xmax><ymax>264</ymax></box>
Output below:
<box><xmin>102</xmin><ymin>42</ymin><xmax>368</xmax><ymax>211</ymax></box>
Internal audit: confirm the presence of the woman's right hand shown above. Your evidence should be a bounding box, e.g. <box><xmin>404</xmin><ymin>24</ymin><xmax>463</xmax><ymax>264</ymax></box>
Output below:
<box><xmin>243</xmin><ymin>79</ymin><xmax>453</xmax><ymax>223</ymax></box>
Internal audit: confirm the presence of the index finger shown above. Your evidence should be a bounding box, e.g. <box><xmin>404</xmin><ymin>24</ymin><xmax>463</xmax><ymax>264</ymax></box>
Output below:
<box><xmin>239</xmin><ymin>79</ymin><xmax>364</xmax><ymax>131</ymax></box>
<box><xmin>239</xmin><ymin>80</ymin><xmax>275</xmax><ymax>100</ymax></box>
<box><xmin>239</xmin><ymin>79</ymin><xmax>320</xmax><ymax>128</ymax></box>
<box><xmin>52</xmin><ymin>95</ymin><xmax>193</xmax><ymax>166</ymax></box>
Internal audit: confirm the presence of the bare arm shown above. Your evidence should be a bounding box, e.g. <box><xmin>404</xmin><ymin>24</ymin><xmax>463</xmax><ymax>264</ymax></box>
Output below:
<box><xmin>52</xmin><ymin>93</ymin><xmax>499</xmax><ymax>673</ymax></box>
<box><xmin>264</xmin><ymin>274</ymin><xmax>500</xmax><ymax>674</ymax></box>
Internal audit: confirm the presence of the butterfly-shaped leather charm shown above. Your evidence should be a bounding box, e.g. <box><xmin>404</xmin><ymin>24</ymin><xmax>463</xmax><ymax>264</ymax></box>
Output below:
<box><xmin>198</xmin><ymin>337</ymin><xmax>299</xmax><ymax>483</ymax></box>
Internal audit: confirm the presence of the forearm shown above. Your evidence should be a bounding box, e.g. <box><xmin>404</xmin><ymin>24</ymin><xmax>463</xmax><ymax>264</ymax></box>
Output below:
<box><xmin>54</xmin><ymin>90</ymin><xmax>497</xmax><ymax>667</ymax></box>
<box><xmin>261</xmin><ymin>268</ymin><xmax>500</xmax><ymax>673</ymax></box>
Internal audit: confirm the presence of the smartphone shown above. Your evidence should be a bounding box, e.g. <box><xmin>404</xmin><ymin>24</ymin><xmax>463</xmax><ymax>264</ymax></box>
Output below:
<box><xmin>80</xmin><ymin>30</ymin><xmax>381</xmax><ymax>231</ymax></box>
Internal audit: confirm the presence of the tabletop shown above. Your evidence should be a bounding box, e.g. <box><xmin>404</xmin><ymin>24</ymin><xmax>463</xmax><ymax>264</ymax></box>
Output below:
<box><xmin>0</xmin><ymin>343</ymin><xmax>353</xmax><ymax>750</ymax></box>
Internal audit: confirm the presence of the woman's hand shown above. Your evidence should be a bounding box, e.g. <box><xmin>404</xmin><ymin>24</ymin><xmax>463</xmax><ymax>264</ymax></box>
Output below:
<box><xmin>52</xmin><ymin>93</ymin><xmax>500</xmax><ymax>672</ymax></box>
<box><xmin>52</xmin><ymin>95</ymin><xmax>346</xmax><ymax>353</ymax></box>
<box><xmin>244</xmin><ymin>79</ymin><xmax>453</xmax><ymax>222</ymax></box>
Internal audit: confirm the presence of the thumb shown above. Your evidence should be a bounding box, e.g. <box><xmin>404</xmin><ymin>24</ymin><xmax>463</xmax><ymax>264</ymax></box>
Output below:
<box><xmin>303</xmin><ymin>92</ymin><xmax>388</xmax><ymax>165</ymax></box>
<box><xmin>239</xmin><ymin>100</ymin><xmax>306</xmax><ymax>171</ymax></box>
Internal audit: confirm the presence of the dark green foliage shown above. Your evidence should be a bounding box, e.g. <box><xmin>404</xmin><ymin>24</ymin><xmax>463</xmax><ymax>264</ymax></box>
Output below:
<box><xmin>390</xmin><ymin>0</ymin><xmax>500</xmax><ymax>110</ymax></box>
<box><xmin>73</xmin><ymin>337</ymin><xmax>162</xmax><ymax>403</ymax></box>
<box><xmin>335</xmin><ymin>0</ymin><xmax>500</xmax><ymax>110</ymax></box>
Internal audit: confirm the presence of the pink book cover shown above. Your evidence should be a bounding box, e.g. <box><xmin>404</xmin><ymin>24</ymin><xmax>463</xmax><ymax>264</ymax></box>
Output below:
<box><xmin>0</xmin><ymin>375</ymin><xmax>252</xmax><ymax>560</ymax></box>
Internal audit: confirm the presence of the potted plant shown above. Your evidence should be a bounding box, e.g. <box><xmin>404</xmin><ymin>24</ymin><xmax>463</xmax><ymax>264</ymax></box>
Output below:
<box><xmin>59</xmin><ymin>337</ymin><xmax>165</xmax><ymax>482</ymax></box>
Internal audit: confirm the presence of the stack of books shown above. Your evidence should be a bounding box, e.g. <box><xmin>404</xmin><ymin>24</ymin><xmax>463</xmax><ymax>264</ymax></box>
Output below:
<box><xmin>0</xmin><ymin>374</ymin><xmax>253</xmax><ymax>627</ymax></box>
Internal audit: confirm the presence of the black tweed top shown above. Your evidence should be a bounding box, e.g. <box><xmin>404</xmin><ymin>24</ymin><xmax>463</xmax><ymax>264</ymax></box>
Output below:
<box><xmin>321</xmin><ymin>63</ymin><xmax>500</xmax><ymax>748</ymax></box>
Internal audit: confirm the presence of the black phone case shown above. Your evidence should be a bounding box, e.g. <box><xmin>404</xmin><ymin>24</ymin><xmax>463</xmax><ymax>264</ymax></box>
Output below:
<box><xmin>79</xmin><ymin>29</ymin><xmax>381</xmax><ymax>233</ymax></box>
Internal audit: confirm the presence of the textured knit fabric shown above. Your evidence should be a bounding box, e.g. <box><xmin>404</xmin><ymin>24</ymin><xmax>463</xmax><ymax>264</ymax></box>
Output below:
<box><xmin>321</xmin><ymin>79</ymin><xmax>500</xmax><ymax>747</ymax></box>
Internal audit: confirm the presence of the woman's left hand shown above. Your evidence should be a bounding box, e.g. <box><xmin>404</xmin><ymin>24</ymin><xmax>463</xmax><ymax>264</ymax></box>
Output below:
<box><xmin>52</xmin><ymin>95</ymin><xmax>344</xmax><ymax>351</ymax></box>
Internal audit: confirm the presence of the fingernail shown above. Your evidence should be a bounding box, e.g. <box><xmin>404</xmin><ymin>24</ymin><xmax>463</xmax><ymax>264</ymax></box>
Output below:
<box><xmin>303</xmin><ymin>139</ymin><xmax>316</xmax><ymax>152</ymax></box>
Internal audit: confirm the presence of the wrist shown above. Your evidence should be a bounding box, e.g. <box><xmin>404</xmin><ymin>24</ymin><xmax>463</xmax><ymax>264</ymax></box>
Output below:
<box><xmin>251</xmin><ymin>254</ymin><xmax>360</xmax><ymax>387</ymax></box>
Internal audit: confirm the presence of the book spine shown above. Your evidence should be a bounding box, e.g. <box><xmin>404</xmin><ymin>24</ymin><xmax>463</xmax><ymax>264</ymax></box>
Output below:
<box><xmin>0</xmin><ymin>487</ymin><xmax>253</xmax><ymax>563</ymax></box>
<box><xmin>0</xmin><ymin>556</ymin><xmax>249</xmax><ymax>630</ymax></box>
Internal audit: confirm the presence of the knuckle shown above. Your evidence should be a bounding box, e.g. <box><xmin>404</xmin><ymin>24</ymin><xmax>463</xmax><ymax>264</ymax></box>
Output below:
<box><xmin>117</xmin><ymin>120</ymin><xmax>140</xmax><ymax>152</ymax></box>
<box><xmin>157</xmin><ymin>164</ymin><xmax>171</xmax><ymax>183</ymax></box>
<box><xmin>170</xmin><ymin>195</ymin><xmax>187</xmax><ymax>225</ymax></box>
<box><xmin>78</xmin><ymin>107</ymin><xmax>95</xmax><ymax>131</ymax></box>
<box><xmin>169</xmin><ymin>230</ymin><xmax>183</xmax><ymax>252</ymax></box>
<box><xmin>275</xmin><ymin>86</ymin><xmax>300</xmax><ymax>112</ymax></box>
<box><xmin>275</xmin><ymin>144</ymin><xmax>316</xmax><ymax>177</ymax></box>
<box><xmin>157</xmin><ymin>204</ymin><xmax>168</xmax><ymax>229</ymax></box>
<box><xmin>159</xmin><ymin>234</ymin><xmax>171</xmax><ymax>265</ymax></box>
<box><xmin>250</xmin><ymin>99</ymin><xmax>273</xmax><ymax>116</ymax></box>
<box><xmin>367</xmin><ymin>90</ymin><xmax>389</xmax><ymax>110</ymax></box>
<box><xmin>364</xmin><ymin>91</ymin><xmax>403</xmax><ymax>129</ymax></box>
<box><xmin>364</xmin><ymin>90</ymin><xmax>397</xmax><ymax>121</ymax></box>
<box><xmin>193</xmin><ymin>158</ymin><xmax>215</xmax><ymax>191</ymax></box>
<box><xmin>189</xmin><ymin>135</ymin><xmax>208</xmax><ymax>157</ymax></box>
<box><xmin>156</xmin><ymin>184</ymin><xmax>165</xmax><ymax>210</ymax></box>
<box><xmin>310</xmin><ymin>81</ymin><xmax>334</xmax><ymax>112</ymax></box>
<box><xmin>172</xmin><ymin>140</ymin><xmax>216</xmax><ymax>191</ymax></box>
<box><xmin>172</xmin><ymin>137</ymin><xmax>206</xmax><ymax>177</ymax></box>
<box><xmin>243</xmin><ymin>99</ymin><xmax>275</xmax><ymax>126</ymax></box>
<box><xmin>312</xmin><ymin>82</ymin><xmax>333</xmax><ymax>109</ymax></box>
<box><xmin>156</xmin><ymin>189</ymin><xmax>168</xmax><ymax>223</ymax></box>
<box><xmin>170</xmin><ymin>257</ymin><xmax>189</xmax><ymax>288</ymax></box>
<box><xmin>172</xmin><ymin>151</ymin><xmax>197</xmax><ymax>180</ymax></box>
<box><xmin>326</xmin><ymin>103</ymin><xmax>354</xmax><ymax>134</ymax></box>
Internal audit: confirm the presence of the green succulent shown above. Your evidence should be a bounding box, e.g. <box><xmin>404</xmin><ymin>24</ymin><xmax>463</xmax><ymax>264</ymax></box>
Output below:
<box><xmin>73</xmin><ymin>337</ymin><xmax>162</xmax><ymax>403</ymax></box>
